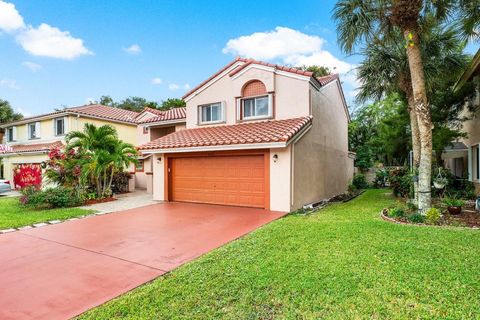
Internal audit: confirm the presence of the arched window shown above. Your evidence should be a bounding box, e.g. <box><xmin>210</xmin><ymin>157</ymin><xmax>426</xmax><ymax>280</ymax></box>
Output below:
<box><xmin>242</xmin><ymin>80</ymin><xmax>267</xmax><ymax>97</ymax></box>
<box><xmin>239</xmin><ymin>80</ymin><xmax>272</xmax><ymax>120</ymax></box>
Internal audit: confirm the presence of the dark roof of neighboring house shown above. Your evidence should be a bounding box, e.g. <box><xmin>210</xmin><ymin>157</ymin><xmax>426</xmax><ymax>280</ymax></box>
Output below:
<box><xmin>444</xmin><ymin>141</ymin><xmax>468</xmax><ymax>151</ymax></box>
<box><xmin>2</xmin><ymin>141</ymin><xmax>63</xmax><ymax>154</ymax></box>
<box><xmin>138</xmin><ymin>107</ymin><xmax>186</xmax><ymax>124</ymax></box>
<box><xmin>138</xmin><ymin>116</ymin><xmax>312</xmax><ymax>151</ymax></box>
<box><xmin>1</xmin><ymin>104</ymin><xmax>140</xmax><ymax>127</ymax></box>
<box><xmin>182</xmin><ymin>57</ymin><xmax>339</xmax><ymax>100</ymax></box>
<box><xmin>455</xmin><ymin>48</ymin><xmax>480</xmax><ymax>91</ymax></box>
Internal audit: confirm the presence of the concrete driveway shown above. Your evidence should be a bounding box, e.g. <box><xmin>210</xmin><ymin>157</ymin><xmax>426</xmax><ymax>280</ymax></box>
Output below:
<box><xmin>0</xmin><ymin>203</ymin><xmax>285</xmax><ymax>320</ymax></box>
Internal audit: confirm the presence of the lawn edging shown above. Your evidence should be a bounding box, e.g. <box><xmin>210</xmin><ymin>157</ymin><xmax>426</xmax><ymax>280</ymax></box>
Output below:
<box><xmin>379</xmin><ymin>209</ymin><xmax>480</xmax><ymax>230</ymax></box>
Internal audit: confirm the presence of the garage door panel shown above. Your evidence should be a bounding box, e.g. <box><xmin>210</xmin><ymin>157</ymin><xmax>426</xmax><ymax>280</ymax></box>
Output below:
<box><xmin>170</xmin><ymin>154</ymin><xmax>266</xmax><ymax>208</ymax></box>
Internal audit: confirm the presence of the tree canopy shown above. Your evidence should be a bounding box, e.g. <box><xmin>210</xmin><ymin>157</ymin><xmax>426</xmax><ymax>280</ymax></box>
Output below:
<box><xmin>296</xmin><ymin>65</ymin><xmax>331</xmax><ymax>78</ymax></box>
<box><xmin>95</xmin><ymin>96</ymin><xmax>186</xmax><ymax>112</ymax></box>
<box><xmin>0</xmin><ymin>99</ymin><xmax>23</xmax><ymax>124</ymax></box>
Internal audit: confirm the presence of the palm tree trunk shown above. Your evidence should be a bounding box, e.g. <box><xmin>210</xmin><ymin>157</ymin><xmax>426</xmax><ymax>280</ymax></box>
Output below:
<box><xmin>407</xmin><ymin>94</ymin><xmax>421</xmax><ymax>205</ymax></box>
<box><xmin>404</xmin><ymin>28</ymin><xmax>433</xmax><ymax>212</ymax></box>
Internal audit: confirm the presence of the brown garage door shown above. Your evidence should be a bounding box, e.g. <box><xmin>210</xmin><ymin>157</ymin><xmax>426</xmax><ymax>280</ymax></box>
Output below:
<box><xmin>169</xmin><ymin>154</ymin><xmax>267</xmax><ymax>208</ymax></box>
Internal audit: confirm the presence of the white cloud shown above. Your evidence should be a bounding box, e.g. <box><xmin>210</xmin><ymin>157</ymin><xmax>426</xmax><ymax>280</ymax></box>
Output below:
<box><xmin>123</xmin><ymin>44</ymin><xmax>141</xmax><ymax>55</ymax></box>
<box><xmin>223</xmin><ymin>26</ymin><xmax>359</xmax><ymax>90</ymax></box>
<box><xmin>151</xmin><ymin>77</ymin><xmax>162</xmax><ymax>85</ymax></box>
<box><xmin>183</xmin><ymin>83</ymin><xmax>191</xmax><ymax>90</ymax></box>
<box><xmin>16</xmin><ymin>23</ymin><xmax>92</xmax><ymax>60</ymax></box>
<box><xmin>223</xmin><ymin>26</ymin><xmax>324</xmax><ymax>61</ymax></box>
<box><xmin>0</xmin><ymin>1</ymin><xmax>25</xmax><ymax>32</ymax></box>
<box><xmin>15</xmin><ymin>107</ymin><xmax>32</xmax><ymax>117</ymax></box>
<box><xmin>0</xmin><ymin>79</ymin><xmax>19</xmax><ymax>89</ymax></box>
<box><xmin>22</xmin><ymin>61</ymin><xmax>41</xmax><ymax>72</ymax></box>
<box><xmin>168</xmin><ymin>83</ymin><xmax>180</xmax><ymax>91</ymax></box>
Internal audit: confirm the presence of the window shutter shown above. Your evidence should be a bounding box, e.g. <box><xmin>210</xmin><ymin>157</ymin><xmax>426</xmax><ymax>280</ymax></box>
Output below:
<box><xmin>36</xmin><ymin>122</ymin><xmax>41</xmax><ymax>138</ymax></box>
<box><xmin>12</xmin><ymin>126</ymin><xmax>17</xmax><ymax>141</ymax></box>
<box><xmin>26</xmin><ymin>124</ymin><xmax>29</xmax><ymax>139</ymax></box>
<box><xmin>468</xmin><ymin>146</ymin><xmax>473</xmax><ymax>182</ymax></box>
<box><xmin>5</xmin><ymin>128</ymin><xmax>9</xmax><ymax>142</ymax></box>
<box><xmin>236</xmin><ymin>98</ymin><xmax>241</xmax><ymax>121</ymax></box>
<box><xmin>221</xmin><ymin>101</ymin><xmax>226</xmax><ymax>121</ymax></box>
<box><xmin>53</xmin><ymin>119</ymin><xmax>57</xmax><ymax>135</ymax></box>
<box><xmin>63</xmin><ymin>117</ymin><xmax>68</xmax><ymax>133</ymax></box>
<box><xmin>268</xmin><ymin>94</ymin><xmax>273</xmax><ymax>117</ymax></box>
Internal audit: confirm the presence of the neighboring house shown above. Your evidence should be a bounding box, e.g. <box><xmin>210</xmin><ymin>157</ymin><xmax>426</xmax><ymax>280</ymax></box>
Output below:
<box><xmin>138</xmin><ymin>58</ymin><xmax>353</xmax><ymax>212</ymax></box>
<box><xmin>0</xmin><ymin>104</ymin><xmax>139</xmax><ymax>186</ymax></box>
<box><xmin>447</xmin><ymin>49</ymin><xmax>480</xmax><ymax>195</ymax></box>
<box><xmin>134</xmin><ymin>107</ymin><xmax>186</xmax><ymax>193</ymax></box>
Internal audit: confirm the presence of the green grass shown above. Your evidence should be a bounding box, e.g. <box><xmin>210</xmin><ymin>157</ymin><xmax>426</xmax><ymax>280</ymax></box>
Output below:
<box><xmin>0</xmin><ymin>197</ymin><xmax>94</xmax><ymax>229</ymax></box>
<box><xmin>79</xmin><ymin>190</ymin><xmax>480</xmax><ymax>319</ymax></box>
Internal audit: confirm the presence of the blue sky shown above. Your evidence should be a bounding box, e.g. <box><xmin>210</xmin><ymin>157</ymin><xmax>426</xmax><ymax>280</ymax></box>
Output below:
<box><xmin>0</xmin><ymin>1</ymin><xmax>476</xmax><ymax>117</ymax></box>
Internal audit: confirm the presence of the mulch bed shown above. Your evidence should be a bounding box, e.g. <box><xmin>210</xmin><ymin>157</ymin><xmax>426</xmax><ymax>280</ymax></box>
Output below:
<box><xmin>84</xmin><ymin>197</ymin><xmax>116</xmax><ymax>206</ymax></box>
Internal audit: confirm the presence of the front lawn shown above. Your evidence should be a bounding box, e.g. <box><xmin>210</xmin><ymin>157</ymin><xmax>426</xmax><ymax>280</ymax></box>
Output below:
<box><xmin>80</xmin><ymin>190</ymin><xmax>480</xmax><ymax>319</ymax></box>
<box><xmin>0</xmin><ymin>197</ymin><xmax>94</xmax><ymax>229</ymax></box>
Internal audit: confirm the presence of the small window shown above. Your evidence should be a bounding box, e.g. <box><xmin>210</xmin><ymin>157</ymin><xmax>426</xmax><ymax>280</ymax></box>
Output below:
<box><xmin>199</xmin><ymin>102</ymin><xmax>223</xmax><ymax>124</ymax></box>
<box><xmin>28</xmin><ymin>123</ymin><xmax>38</xmax><ymax>139</ymax></box>
<box><xmin>55</xmin><ymin>118</ymin><xmax>65</xmax><ymax>136</ymax></box>
<box><xmin>242</xmin><ymin>95</ymin><xmax>270</xmax><ymax>119</ymax></box>
<box><xmin>6</xmin><ymin>127</ymin><xmax>14</xmax><ymax>142</ymax></box>
<box><xmin>135</xmin><ymin>159</ymin><xmax>144</xmax><ymax>172</ymax></box>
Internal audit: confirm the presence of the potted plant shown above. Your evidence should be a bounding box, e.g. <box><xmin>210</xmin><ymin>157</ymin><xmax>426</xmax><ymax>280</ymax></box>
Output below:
<box><xmin>433</xmin><ymin>177</ymin><xmax>448</xmax><ymax>189</ymax></box>
<box><xmin>443</xmin><ymin>197</ymin><xmax>464</xmax><ymax>215</ymax></box>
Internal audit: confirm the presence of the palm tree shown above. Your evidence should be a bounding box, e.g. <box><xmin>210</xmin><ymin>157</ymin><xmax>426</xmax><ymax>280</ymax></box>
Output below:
<box><xmin>66</xmin><ymin>124</ymin><xmax>137</xmax><ymax>198</ymax></box>
<box><xmin>333</xmin><ymin>0</ymin><xmax>478</xmax><ymax>211</ymax></box>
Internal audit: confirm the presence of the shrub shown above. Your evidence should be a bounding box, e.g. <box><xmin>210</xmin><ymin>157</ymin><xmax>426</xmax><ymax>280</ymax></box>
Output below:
<box><xmin>408</xmin><ymin>213</ymin><xmax>426</xmax><ymax>224</ymax></box>
<box><xmin>21</xmin><ymin>186</ymin><xmax>84</xmax><ymax>209</ymax></box>
<box><xmin>111</xmin><ymin>171</ymin><xmax>130</xmax><ymax>194</ymax></box>
<box><xmin>389</xmin><ymin>167</ymin><xmax>412</xmax><ymax>198</ymax></box>
<box><xmin>443</xmin><ymin>198</ymin><xmax>465</xmax><ymax>207</ymax></box>
<box><xmin>374</xmin><ymin>169</ymin><xmax>388</xmax><ymax>188</ymax></box>
<box><xmin>388</xmin><ymin>207</ymin><xmax>406</xmax><ymax>218</ymax></box>
<box><xmin>352</xmin><ymin>173</ymin><xmax>369</xmax><ymax>190</ymax></box>
<box><xmin>425</xmin><ymin>208</ymin><xmax>442</xmax><ymax>225</ymax></box>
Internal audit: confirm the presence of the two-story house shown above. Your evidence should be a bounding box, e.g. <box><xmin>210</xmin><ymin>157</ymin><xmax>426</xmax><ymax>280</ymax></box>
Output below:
<box><xmin>454</xmin><ymin>49</ymin><xmax>480</xmax><ymax>195</ymax></box>
<box><xmin>138</xmin><ymin>58</ymin><xmax>353</xmax><ymax>212</ymax></box>
<box><xmin>0</xmin><ymin>104</ymin><xmax>139</xmax><ymax>187</ymax></box>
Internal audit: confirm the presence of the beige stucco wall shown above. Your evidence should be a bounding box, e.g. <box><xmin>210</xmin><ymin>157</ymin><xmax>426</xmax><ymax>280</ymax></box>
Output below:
<box><xmin>269</xmin><ymin>146</ymin><xmax>292</xmax><ymax>212</ymax></box>
<box><xmin>3</xmin><ymin>117</ymin><xmax>66</xmax><ymax>145</ymax></box>
<box><xmin>152</xmin><ymin>153</ymin><xmax>165</xmax><ymax>201</ymax></box>
<box><xmin>186</xmin><ymin>66</ymin><xmax>311</xmax><ymax>129</ymax></box>
<box><xmin>291</xmin><ymin>81</ymin><xmax>350</xmax><ymax>210</ymax></box>
<box><xmin>69</xmin><ymin>116</ymin><xmax>137</xmax><ymax>145</ymax></box>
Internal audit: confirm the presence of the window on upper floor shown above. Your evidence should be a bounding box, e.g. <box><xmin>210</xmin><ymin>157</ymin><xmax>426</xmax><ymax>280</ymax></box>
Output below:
<box><xmin>239</xmin><ymin>80</ymin><xmax>272</xmax><ymax>121</ymax></box>
<box><xmin>54</xmin><ymin>117</ymin><xmax>65</xmax><ymax>136</ymax></box>
<box><xmin>198</xmin><ymin>102</ymin><xmax>224</xmax><ymax>124</ymax></box>
<box><xmin>28</xmin><ymin>122</ymin><xmax>40</xmax><ymax>140</ymax></box>
<box><xmin>6</xmin><ymin>127</ymin><xmax>14</xmax><ymax>142</ymax></box>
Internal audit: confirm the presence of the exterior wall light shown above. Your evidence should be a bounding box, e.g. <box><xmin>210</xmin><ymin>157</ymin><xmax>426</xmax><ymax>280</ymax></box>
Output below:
<box><xmin>273</xmin><ymin>154</ymin><xmax>278</xmax><ymax>163</ymax></box>
<box><xmin>157</xmin><ymin>156</ymin><xmax>162</xmax><ymax>163</ymax></box>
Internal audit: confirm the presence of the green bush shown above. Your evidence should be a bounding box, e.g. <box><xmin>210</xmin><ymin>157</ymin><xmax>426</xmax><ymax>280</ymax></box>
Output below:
<box><xmin>408</xmin><ymin>213</ymin><xmax>426</xmax><ymax>224</ymax></box>
<box><xmin>443</xmin><ymin>198</ymin><xmax>465</xmax><ymax>207</ymax></box>
<box><xmin>425</xmin><ymin>208</ymin><xmax>442</xmax><ymax>225</ymax></box>
<box><xmin>21</xmin><ymin>186</ymin><xmax>84</xmax><ymax>209</ymax></box>
<box><xmin>374</xmin><ymin>169</ymin><xmax>388</xmax><ymax>188</ymax></box>
<box><xmin>388</xmin><ymin>207</ymin><xmax>406</xmax><ymax>218</ymax></box>
<box><xmin>352</xmin><ymin>173</ymin><xmax>369</xmax><ymax>190</ymax></box>
<box><xmin>389</xmin><ymin>167</ymin><xmax>412</xmax><ymax>198</ymax></box>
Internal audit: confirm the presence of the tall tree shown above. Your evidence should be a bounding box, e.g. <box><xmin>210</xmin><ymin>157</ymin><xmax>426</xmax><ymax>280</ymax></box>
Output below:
<box><xmin>159</xmin><ymin>98</ymin><xmax>186</xmax><ymax>110</ymax></box>
<box><xmin>297</xmin><ymin>65</ymin><xmax>332</xmax><ymax>78</ymax></box>
<box><xmin>97</xmin><ymin>95</ymin><xmax>159</xmax><ymax>112</ymax></box>
<box><xmin>334</xmin><ymin>0</ymin><xmax>478</xmax><ymax>212</ymax></box>
<box><xmin>0</xmin><ymin>99</ymin><xmax>23</xmax><ymax>124</ymax></box>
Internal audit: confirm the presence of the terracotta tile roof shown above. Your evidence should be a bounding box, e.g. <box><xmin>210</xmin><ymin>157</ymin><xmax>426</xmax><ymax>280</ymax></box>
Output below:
<box><xmin>138</xmin><ymin>107</ymin><xmax>186</xmax><ymax>124</ymax></box>
<box><xmin>66</xmin><ymin>104</ymin><xmax>139</xmax><ymax>123</ymax></box>
<box><xmin>317</xmin><ymin>74</ymin><xmax>339</xmax><ymax>86</ymax></box>
<box><xmin>228</xmin><ymin>58</ymin><xmax>314</xmax><ymax>78</ymax></box>
<box><xmin>139</xmin><ymin>116</ymin><xmax>312</xmax><ymax>151</ymax></box>
<box><xmin>3</xmin><ymin>141</ymin><xmax>63</xmax><ymax>154</ymax></box>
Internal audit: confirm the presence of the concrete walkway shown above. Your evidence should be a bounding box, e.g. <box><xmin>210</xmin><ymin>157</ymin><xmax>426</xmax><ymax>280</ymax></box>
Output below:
<box><xmin>80</xmin><ymin>189</ymin><xmax>159</xmax><ymax>214</ymax></box>
<box><xmin>0</xmin><ymin>202</ymin><xmax>285</xmax><ymax>320</ymax></box>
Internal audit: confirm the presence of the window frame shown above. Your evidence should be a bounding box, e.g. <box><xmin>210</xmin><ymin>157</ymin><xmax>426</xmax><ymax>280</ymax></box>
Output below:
<box><xmin>28</xmin><ymin>123</ymin><xmax>38</xmax><ymax>140</ymax></box>
<box><xmin>54</xmin><ymin>117</ymin><xmax>65</xmax><ymax>136</ymax></box>
<box><xmin>198</xmin><ymin>102</ymin><xmax>225</xmax><ymax>125</ymax></box>
<box><xmin>6</xmin><ymin>127</ymin><xmax>14</xmax><ymax>142</ymax></box>
<box><xmin>240</xmin><ymin>94</ymin><xmax>272</xmax><ymax>121</ymax></box>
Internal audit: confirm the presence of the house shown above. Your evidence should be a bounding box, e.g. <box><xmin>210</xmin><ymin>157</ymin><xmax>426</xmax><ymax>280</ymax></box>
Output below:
<box><xmin>447</xmin><ymin>49</ymin><xmax>480</xmax><ymax>195</ymax></box>
<box><xmin>134</xmin><ymin>107</ymin><xmax>186</xmax><ymax>193</ymax></box>
<box><xmin>138</xmin><ymin>58</ymin><xmax>353</xmax><ymax>212</ymax></box>
<box><xmin>0</xmin><ymin>104</ymin><xmax>139</xmax><ymax>187</ymax></box>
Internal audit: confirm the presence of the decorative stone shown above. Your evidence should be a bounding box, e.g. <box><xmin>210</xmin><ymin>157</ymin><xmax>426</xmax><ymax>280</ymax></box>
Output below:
<box><xmin>95</xmin><ymin>212</ymin><xmax>107</xmax><ymax>215</ymax></box>
<box><xmin>48</xmin><ymin>220</ymin><xmax>62</xmax><ymax>224</ymax></box>
<box><xmin>17</xmin><ymin>226</ymin><xmax>33</xmax><ymax>231</ymax></box>
<box><xmin>1</xmin><ymin>228</ymin><xmax>16</xmax><ymax>233</ymax></box>
<box><xmin>67</xmin><ymin>218</ymin><xmax>79</xmax><ymax>221</ymax></box>
<box><xmin>32</xmin><ymin>223</ymin><xmax>48</xmax><ymax>228</ymax></box>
